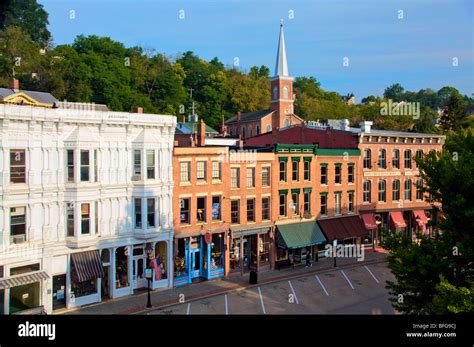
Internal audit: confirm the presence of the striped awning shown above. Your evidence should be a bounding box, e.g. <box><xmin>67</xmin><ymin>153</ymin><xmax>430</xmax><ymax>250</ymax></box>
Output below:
<box><xmin>71</xmin><ymin>250</ymin><xmax>104</xmax><ymax>283</ymax></box>
<box><xmin>0</xmin><ymin>271</ymin><xmax>49</xmax><ymax>289</ymax></box>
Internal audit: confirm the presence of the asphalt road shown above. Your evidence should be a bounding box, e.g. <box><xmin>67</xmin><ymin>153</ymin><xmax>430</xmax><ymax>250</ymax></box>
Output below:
<box><xmin>146</xmin><ymin>262</ymin><xmax>397</xmax><ymax>315</ymax></box>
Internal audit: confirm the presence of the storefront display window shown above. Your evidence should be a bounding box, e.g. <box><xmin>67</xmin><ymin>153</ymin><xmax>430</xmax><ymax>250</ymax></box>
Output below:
<box><xmin>259</xmin><ymin>233</ymin><xmax>270</xmax><ymax>264</ymax></box>
<box><xmin>72</xmin><ymin>279</ymin><xmax>97</xmax><ymax>298</ymax></box>
<box><xmin>152</xmin><ymin>242</ymin><xmax>168</xmax><ymax>280</ymax></box>
<box><xmin>230</xmin><ymin>238</ymin><xmax>241</xmax><ymax>271</ymax></box>
<box><xmin>276</xmin><ymin>247</ymin><xmax>288</xmax><ymax>261</ymax></box>
<box><xmin>174</xmin><ymin>239</ymin><xmax>187</xmax><ymax>277</ymax></box>
<box><xmin>115</xmin><ymin>246</ymin><xmax>129</xmax><ymax>288</ymax></box>
<box><xmin>9</xmin><ymin>282</ymin><xmax>40</xmax><ymax>314</ymax></box>
<box><xmin>210</xmin><ymin>234</ymin><xmax>223</xmax><ymax>270</ymax></box>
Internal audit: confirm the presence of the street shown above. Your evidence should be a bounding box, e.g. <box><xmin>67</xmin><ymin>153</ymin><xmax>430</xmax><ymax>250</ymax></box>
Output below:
<box><xmin>146</xmin><ymin>261</ymin><xmax>397</xmax><ymax>315</ymax></box>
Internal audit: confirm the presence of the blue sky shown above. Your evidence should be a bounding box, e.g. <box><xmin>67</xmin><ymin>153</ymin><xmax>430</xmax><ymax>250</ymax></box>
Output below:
<box><xmin>40</xmin><ymin>0</ymin><xmax>473</xmax><ymax>100</ymax></box>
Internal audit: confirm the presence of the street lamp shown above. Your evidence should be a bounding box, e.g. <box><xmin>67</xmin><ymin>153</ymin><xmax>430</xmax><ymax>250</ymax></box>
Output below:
<box><xmin>145</xmin><ymin>243</ymin><xmax>154</xmax><ymax>309</ymax></box>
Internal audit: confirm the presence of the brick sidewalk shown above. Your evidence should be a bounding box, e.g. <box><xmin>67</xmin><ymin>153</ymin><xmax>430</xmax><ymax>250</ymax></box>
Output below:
<box><xmin>60</xmin><ymin>250</ymin><xmax>388</xmax><ymax>315</ymax></box>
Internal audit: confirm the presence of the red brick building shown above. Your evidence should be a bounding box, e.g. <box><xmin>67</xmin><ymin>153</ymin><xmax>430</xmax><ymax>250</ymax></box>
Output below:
<box><xmin>173</xmin><ymin>120</ymin><xmax>275</xmax><ymax>286</ymax></box>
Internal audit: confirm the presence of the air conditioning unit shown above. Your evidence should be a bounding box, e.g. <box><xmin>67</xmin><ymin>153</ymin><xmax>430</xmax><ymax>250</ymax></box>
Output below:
<box><xmin>131</xmin><ymin>174</ymin><xmax>141</xmax><ymax>181</ymax></box>
<box><xmin>11</xmin><ymin>234</ymin><xmax>26</xmax><ymax>244</ymax></box>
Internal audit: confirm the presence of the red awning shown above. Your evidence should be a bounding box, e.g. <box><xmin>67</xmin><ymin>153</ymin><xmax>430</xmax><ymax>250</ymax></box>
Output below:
<box><xmin>361</xmin><ymin>214</ymin><xmax>377</xmax><ymax>230</ymax></box>
<box><xmin>317</xmin><ymin>215</ymin><xmax>369</xmax><ymax>242</ymax></box>
<box><xmin>390</xmin><ymin>211</ymin><xmax>407</xmax><ymax>228</ymax></box>
<box><xmin>413</xmin><ymin>210</ymin><xmax>428</xmax><ymax>226</ymax></box>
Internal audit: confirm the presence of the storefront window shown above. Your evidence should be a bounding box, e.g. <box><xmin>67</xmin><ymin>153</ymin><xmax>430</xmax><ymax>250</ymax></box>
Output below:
<box><xmin>10</xmin><ymin>282</ymin><xmax>40</xmax><ymax>313</ymax></box>
<box><xmin>259</xmin><ymin>233</ymin><xmax>270</xmax><ymax>264</ymax></box>
<box><xmin>276</xmin><ymin>247</ymin><xmax>288</xmax><ymax>261</ymax></box>
<box><xmin>230</xmin><ymin>238</ymin><xmax>241</xmax><ymax>271</ymax></box>
<box><xmin>174</xmin><ymin>239</ymin><xmax>187</xmax><ymax>277</ymax></box>
<box><xmin>71</xmin><ymin>279</ymin><xmax>97</xmax><ymax>298</ymax></box>
<box><xmin>154</xmin><ymin>242</ymin><xmax>168</xmax><ymax>280</ymax></box>
<box><xmin>210</xmin><ymin>234</ymin><xmax>224</xmax><ymax>270</ymax></box>
<box><xmin>115</xmin><ymin>247</ymin><xmax>129</xmax><ymax>288</ymax></box>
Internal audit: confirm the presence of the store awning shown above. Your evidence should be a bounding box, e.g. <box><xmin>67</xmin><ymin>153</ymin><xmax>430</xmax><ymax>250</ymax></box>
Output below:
<box><xmin>413</xmin><ymin>210</ymin><xmax>428</xmax><ymax>226</ymax></box>
<box><xmin>361</xmin><ymin>213</ymin><xmax>378</xmax><ymax>230</ymax></box>
<box><xmin>390</xmin><ymin>211</ymin><xmax>407</xmax><ymax>228</ymax></box>
<box><xmin>0</xmin><ymin>271</ymin><xmax>49</xmax><ymax>289</ymax></box>
<box><xmin>71</xmin><ymin>250</ymin><xmax>104</xmax><ymax>283</ymax></box>
<box><xmin>318</xmin><ymin>215</ymin><xmax>369</xmax><ymax>242</ymax></box>
<box><xmin>276</xmin><ymin>221</ymin><xmax>326</xmax><ymax>249</ymax></box>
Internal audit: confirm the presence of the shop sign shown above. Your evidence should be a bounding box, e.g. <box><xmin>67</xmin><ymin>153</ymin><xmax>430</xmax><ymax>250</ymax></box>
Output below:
<box><xmin>204</xmin><ymin>232</ymin><xmax>212</xmax><ymax>245</ymax></box>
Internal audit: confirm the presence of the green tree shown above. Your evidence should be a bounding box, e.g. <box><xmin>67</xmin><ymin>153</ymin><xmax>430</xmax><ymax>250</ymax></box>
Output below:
<box><xmin>431</xmin><ymin>276</ymin><xmax>474</xmax><ymax>314</ymax></box>
<box><xmin>383</xmin><ymin>83</ymin><xmax>405</xmax><ymax>102</ymax></box>
<box><xmin>382</xmin><ymin>129</ymin><xmax>474</xmax><ymax>314</ymax></box>
<box><xmin>439</xmin><ymin>92</ymin><xmax>466</xmax><ymax>130</ymax></box>
<box><xmin>1</xmin><ymin>0</ymin><xmax>51</xmax><ymax>47</ymax></box>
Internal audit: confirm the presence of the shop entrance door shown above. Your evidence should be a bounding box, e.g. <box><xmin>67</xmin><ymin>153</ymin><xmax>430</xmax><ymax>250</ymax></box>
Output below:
<box><xmin>190</xmin><ymin>247</ymin><xmax>202</xmax><ymax>279</ymax></box>
<box><xmin>52</xmin><ymin>275</ymin><xmax>66</xmax><ymax>310</ymax></box>
<box><xmin>243</xmin><ymin>235</ymin><xmax>258</xmax><ymax>271</ymax></box>
<box><xmin>132</xmin><ymin>256</ymin><xmax>146</xmax><ymax>289</ymax></box>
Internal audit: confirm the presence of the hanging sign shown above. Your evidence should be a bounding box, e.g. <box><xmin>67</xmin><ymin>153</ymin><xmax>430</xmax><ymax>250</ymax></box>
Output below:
<box><xmin>204</xmin><ymin>232</ymin><xmax>212</xmax><ymax>245</ymax></box>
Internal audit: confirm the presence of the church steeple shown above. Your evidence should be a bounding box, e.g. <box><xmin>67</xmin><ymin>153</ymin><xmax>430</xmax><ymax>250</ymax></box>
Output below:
<box><xmin>270</xmin><ymin>21</ymin><xmax>294</xmax><ymax>131</ymax></box>
<box><xmin>274</xmin><ymin>21</ymin><xmax>289</xmax><ymax>77</ymax></box>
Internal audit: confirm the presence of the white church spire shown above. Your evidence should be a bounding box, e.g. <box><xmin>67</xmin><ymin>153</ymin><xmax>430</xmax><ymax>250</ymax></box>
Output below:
<box><xmin>274</xmin><ymin>20</ymin><xmax>289</xmax><ymax>77</ymax></box>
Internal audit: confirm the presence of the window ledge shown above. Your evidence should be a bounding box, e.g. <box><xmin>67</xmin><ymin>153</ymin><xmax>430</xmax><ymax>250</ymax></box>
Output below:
<box><xmin>196</xmin><ymin>180</ymin><xmax>207</xmax><ymax>185</ymax></box>
<box><xmin>211</xmin><ymin>179</ymin><xmax>222</xmax><ymax>184</ymax></box>
<box><xmin>179</xmin><ymin>182</ymin><xmax>192</xmax><ymax>187</ymax></box>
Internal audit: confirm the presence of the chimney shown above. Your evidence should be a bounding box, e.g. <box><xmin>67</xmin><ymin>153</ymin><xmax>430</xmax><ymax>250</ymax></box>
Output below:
<box><xmin>236</xmin><ymin>111</ymin><xmax>241</xmax><ymax>121</ymax></box>
<box><xmin>136</xmin><ymin>106</ymin><xmax>143</xmax><ymax>113</ymax></box>
<box><xmin>359</xmin><ymin>121</ymin><xmax>373</xmax><ymax>133</ymax></box>
<box><xmin>11</xmin><ymin>78</ymin><xmax>19</xmax><ymax>92</ymax></box>
<box><xmin>197</xmin><ymin>119</ymin><xmax>206</xmax><ymax>146</ymax></box>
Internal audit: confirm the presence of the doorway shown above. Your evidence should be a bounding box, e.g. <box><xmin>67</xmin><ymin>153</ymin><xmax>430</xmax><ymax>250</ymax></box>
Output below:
<box><xmin>52</xmin><ymin>274</ymin><xmax>66</xmax><ymax>310</ymax></box>
<box><xmin>132</xmin><ymin>246</ymin><xmax>146</xmax><ymax>289</ymax></box>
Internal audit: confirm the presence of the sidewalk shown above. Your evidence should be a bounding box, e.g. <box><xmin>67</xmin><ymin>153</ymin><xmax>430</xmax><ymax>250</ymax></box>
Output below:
<box><xmin>61</xmin><ymin>249</ymin><xmax>388</xmax><ymax>315</ymax></box>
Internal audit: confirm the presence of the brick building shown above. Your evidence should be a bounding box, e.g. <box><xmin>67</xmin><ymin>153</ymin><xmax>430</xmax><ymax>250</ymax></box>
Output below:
<box><xmin>173</xmin><ymin>120</ymin><xmax>275</xmax><ymax>286</ymax></box>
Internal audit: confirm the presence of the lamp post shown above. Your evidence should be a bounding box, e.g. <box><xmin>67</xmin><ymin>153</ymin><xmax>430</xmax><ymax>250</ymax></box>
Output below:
<box><xmin>145</xmin><ymin>244</ymin><xmax>154</xmax><ymax>309</ymax></box>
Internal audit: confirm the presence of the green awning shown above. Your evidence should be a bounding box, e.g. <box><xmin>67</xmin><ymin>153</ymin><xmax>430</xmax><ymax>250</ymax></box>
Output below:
<box><xmin>303</xmin><ymin>187</ymin><xmax>312</xmax><ymax>193</ymax></box>
<box><xmin>303</xmin><ymin>157</ymin><xmax>313</xmax><ymax>162</ymax></box>
<box><xmin>276</xmin><ymin>221</ymin><xmax>327</xmax><ymax>249</ymax></box>
<box><xmin>279</xmin><ymin>189</ymin><xmax>288</xmax><ymax>195</ymax></box>
<box><xmin>279</xmin><ymin>157</ymin><xmax>288</xmax><ymax>162</ymax></box>
<box><xmin>291</xmin><ymin>157</ymin><xmax>301</xmax><ymax>162</ymax></box>
<box><xmin>291</xmin><ymin>188</ymin><xmax>301</xmax><ymax>193</ymax></box>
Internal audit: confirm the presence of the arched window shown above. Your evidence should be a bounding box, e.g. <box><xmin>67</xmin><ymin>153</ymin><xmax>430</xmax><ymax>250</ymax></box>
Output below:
<box><xmin>363</xmin><ymin>149</ymin><xmax>371</xmax><ymax>169</ymax></box>
<box><xmin>273</xmin><ymin>86</ymin><xmax>278</xmax><ymax>100</ymax></box>
<box><xmin>392</xmin><ymin>180</ymin><xmax>400</xmax><ymax>201</ymax></box>
<box><xmin>416</xmin><ymin>179</ymin><xmax>424</xmax><ymax>200</ymax></box>
<box><xmin>378</xmin><ymin>180</ymin><xmax>386</xmax><ymax>202</ymax></box>
<box><xmin>248</xmin><ymin>126</ymin><xmax>252</xmax><ymax>137</ymax></box>
<box><xmin>378</xmin><ymin>149</ymin><xmax>386</xmax><ymax>169</ymax></box>
<box><xmin>256</xmin><ymin>125</ymin><xmax>260</xmax><ymax>135</ymax></box>
<box><xmin>266</xmin><ymin>124</ymin><xmax>271</xmax><ymax>132</ymax></box>
<box><xmin>284</xmin><ymin>119</ymin><xmax>290</xmax><ymax>128</ymax></box>
<box><xmin>241</xmin><ymin>127</ymin><xmax>245</xmax><ymax>139</ymax></box>
<box><xmin>392</xmin><ymin>149</ymin><xmax>400</xmax><ymax>169</ymax></box>
<box><xmin>404</xmin><ymin>149</ymin><xmax>412</xmax><ymax>169</ymax></box>
<box><xmin>363</xmin><ymin>180</ymin><xmax>371</xmax><ymax>203</ymax></box>
<box><xmin>283</xmin><ymin>86</ymin><xmax>289</xmax><ymax>99</ymax></box>
<box><xmin>404</xmin><ymin>179</ymin><xmax>412</xmax><ymax>201</ymax></box>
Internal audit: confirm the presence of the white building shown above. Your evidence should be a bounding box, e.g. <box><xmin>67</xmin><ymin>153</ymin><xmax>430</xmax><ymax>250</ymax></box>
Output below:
<box><xmin>0</xmin><ymin>102</ymin><xmax>176</xmax><ymax>314</ymax></box>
